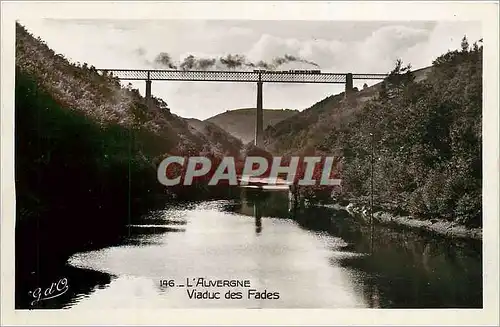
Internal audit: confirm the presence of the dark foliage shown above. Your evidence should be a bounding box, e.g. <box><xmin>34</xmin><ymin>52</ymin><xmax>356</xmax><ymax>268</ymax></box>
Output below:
<box><xmin>14</xmin><ymin>22</ymin><xmax>243</xmax><ymax>307</ymax></box>
<box><xmin>263</xmin><ymin>37</ymin><xmax>482</xmax><ymax>227</ymax></box>
<box><xmin>332</xmin><ymin>38</ymin><xmax>482</xmax><ymax>227</ymax></box>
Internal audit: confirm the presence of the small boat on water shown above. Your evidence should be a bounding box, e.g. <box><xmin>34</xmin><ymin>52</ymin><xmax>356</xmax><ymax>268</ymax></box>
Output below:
<box><xmin>237</xmin><ymin>176</ymin><xmax>293</xmax><ymax>190</ymax></box>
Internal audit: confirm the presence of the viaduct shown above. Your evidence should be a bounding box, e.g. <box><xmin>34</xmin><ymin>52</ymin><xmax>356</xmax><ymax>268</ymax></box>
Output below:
<box><xmin>97</xmin><ymin>69</ymin><xmax>387</xmax><ymax>147</ymax></box>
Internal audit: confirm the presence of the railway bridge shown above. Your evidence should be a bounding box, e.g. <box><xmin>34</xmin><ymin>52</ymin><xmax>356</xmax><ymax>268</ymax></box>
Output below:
<box><xmin>97</xmin><ymin>69</ymin><xmax>388</xmax><ymax>147</ymax></box>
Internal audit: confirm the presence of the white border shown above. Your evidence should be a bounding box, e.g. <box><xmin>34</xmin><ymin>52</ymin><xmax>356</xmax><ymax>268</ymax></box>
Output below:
<box><xmin>1</xmin><ymin>1</ymin><xmax>499</xmax><ymax>325</ymax></box>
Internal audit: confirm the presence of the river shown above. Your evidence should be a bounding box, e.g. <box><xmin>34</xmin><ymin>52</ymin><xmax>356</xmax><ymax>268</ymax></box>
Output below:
<box><xmin>27</xmin><ymin>189</ymin><xmax>482</xmax><ymax>309</ymax></box>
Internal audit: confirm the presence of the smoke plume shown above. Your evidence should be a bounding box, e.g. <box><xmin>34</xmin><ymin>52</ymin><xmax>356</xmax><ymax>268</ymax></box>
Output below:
<box><xmin>219</xmin><ymin>54</ymin><xmax>247</xmax><ymax>69</ymax></box>
<box><xmin>153</xmin><ymin>52</ymin><xmax>320</xmax><ymax>71</ymax></box>
<box><xmin>154</xmin><ymin>52</ymin><xmax>177</xmax><ymax>69</ymax></box>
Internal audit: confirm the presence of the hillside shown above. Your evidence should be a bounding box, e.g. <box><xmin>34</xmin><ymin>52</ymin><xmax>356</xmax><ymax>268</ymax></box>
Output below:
<box><xmin>185</xmin><ymin>118</ymin><xmax>243</xmax><ymax>156</ymax></box>
<box><xmin>14</xmin><ymin>22</ymin><xmax>243</xmax><ymax>306</ymax></box>
<box><xmin>206</xmin><ymin>108</ymin><xmax>299</xmax><ymax>144</ymax></box>
<box><xmin>264</xmin><ymin>38</ymin><xmax>482</xmax><ymax>228</ymax></box>
<box><xmin>263</xmin><ymin>66</ymin><xmax>433</xmax><ymax>156</ymax></box>
<box><xmin>15</xmin><ymin>23</ymin><xmax>242</xmax><ymax>159</ymax></box>
<box><xmin>14</xmin><ymin>21</ymin><xmax>249</xmax><ymax>234</ymax></box>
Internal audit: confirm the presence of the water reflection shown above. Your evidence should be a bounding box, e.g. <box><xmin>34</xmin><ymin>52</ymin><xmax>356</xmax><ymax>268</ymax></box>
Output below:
<box><xmin>228</xmin><ymin>190</ymin><xmax>482</xmax><ymax>308</ymax></box>
<box><xmin>254</xmin><ymin>204</ymin><xmax>262</xmax><ymax>235</ymax></box>
<box><xmin>295</xmin><ymin>205</ymin><xmax>482</xmax><ymax>308</ymax></box>
<box><xmin>25</xmin><ymin>188</ymin><xmax>482</xmax><ymax>309</ymax></box>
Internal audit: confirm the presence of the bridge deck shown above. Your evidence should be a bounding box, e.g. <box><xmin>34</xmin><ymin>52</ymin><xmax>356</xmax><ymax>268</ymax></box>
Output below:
<box><xmin>97</xmin><ymin>69</ymin><xmax>388</xmax><ymax>83</ymax></box>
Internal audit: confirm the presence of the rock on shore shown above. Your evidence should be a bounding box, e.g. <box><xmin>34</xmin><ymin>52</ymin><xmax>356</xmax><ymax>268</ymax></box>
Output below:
<box><xmin>331</xmin><ymin>202</ymin><xmax>482</xmax><ymax>241</ymax></box>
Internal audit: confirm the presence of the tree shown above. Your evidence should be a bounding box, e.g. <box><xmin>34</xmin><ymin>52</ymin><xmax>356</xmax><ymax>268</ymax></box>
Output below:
<box><xmin>461</xmin><ymin>35</ymin><xmax>469</xmax><ymax>52</ymax></box>
<box><xmin>383</xmin><ymin>59</ymin><xmax>415</xmax><ymax>99</ymax></box>
<box><xmin>153</xmin><ymin>96</ymin><xmax>170</xmax><ymax>112</ymax></box>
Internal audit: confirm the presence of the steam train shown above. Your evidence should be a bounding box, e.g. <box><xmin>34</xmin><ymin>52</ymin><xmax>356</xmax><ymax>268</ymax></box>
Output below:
<box><xmin>253</xmin><ymin>69</ymin><xmax>321</xmax><ymax>74</ymax></box>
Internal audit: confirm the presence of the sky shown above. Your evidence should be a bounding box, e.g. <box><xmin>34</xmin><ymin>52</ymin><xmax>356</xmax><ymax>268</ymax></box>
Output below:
<box><xmin>18</xmin><ymin>19</ymin><xmax>482</xmax><ymax>120</ymax></box>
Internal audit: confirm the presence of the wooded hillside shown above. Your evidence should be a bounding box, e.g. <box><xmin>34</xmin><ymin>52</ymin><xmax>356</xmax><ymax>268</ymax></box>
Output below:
<box><xmin>265</xmin><ymin>37</ymin><xmax>482</xmax><ymax>227</ymax></box>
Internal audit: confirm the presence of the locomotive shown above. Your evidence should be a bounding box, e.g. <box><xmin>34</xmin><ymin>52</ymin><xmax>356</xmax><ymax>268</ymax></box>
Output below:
<box><xmin>253</xmin><ymin>69</ymin><xmax>321</xmax><ymax>74</ymax></box>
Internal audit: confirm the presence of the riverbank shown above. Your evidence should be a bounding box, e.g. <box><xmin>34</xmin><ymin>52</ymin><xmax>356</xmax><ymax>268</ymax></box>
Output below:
<box><xmin>61</xmin><ymin>197</ymin><xmax>482</xmax><ymax>309</ymax></box>
<box><xmin>322</xmin><ymin>202</ymin><xmax>482</xmax><ymax>241</ymax></box>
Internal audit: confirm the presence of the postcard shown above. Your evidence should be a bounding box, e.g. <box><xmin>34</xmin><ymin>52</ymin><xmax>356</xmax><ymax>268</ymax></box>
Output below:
<box><xmin>1</xmin><ymin>1</ymin><xmax>498</xmax><ymax>325</ymax></box>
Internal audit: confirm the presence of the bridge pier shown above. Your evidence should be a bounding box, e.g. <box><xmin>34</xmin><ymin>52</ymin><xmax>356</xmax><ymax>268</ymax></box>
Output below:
<box><xmin>254</xmin><ymin>203</ymin><xmax>262</xmax><ymax>234</ymax></box>
<box><xmin>145</xmin><ymin>79</ymin><xmax>152</xmax><ymax>110</ymax></box>
<box><xmin>345</xmin><ymin>73</ymin><xmax>353</xmax><ymax>98</ymax></box>
<box><xmin>288</xmin><ymin>183</ymin><xmax>300</xmax><ymax>211</ymax></box>
<box><xmin>255</xmin><ymin>79</ymin><xmax>264</xmax><ymax>148</ymax></box>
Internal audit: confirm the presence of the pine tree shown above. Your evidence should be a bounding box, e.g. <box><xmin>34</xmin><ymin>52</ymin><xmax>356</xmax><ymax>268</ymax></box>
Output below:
<box><xmin>461</xmin><ymin>35</ymin><xmax>469</xmax><ymax>52</ymax></box>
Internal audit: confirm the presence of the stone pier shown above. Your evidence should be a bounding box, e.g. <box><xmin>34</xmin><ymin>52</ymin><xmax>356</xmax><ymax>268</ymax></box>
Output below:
<box><xmin>345</xmin><ymin>73</ymin><xmax>353</xmax><ymax>98</ymax></box>
<box><xmin>145</xmin><ymin>79</ymin><xmax>152</xmax><ymax>110</ymax></box>
<box><xmin>255</xmin><ymin>76</ymin><xmax>264</xmax><ymax>148</ymax></box>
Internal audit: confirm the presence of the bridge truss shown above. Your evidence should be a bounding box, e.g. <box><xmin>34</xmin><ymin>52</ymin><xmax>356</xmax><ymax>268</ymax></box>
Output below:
<box><xmin>97</xmin><ymin>69</ymin><xmax>388</xmax><ymax>84</ymax></box>
<box><xmin>96</xmin><ymin>68</ymin><xmax>388</xmax><ymax>147</ymax></box>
